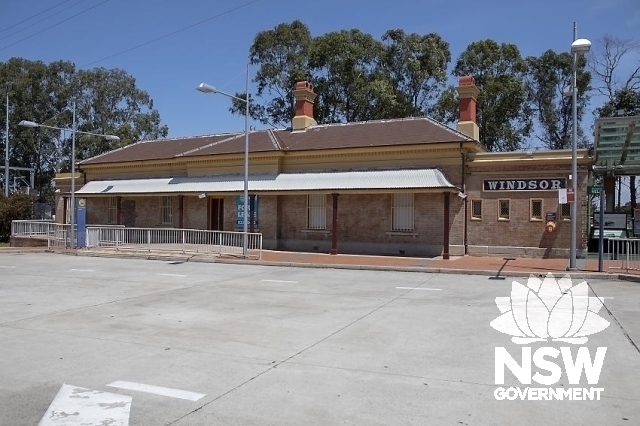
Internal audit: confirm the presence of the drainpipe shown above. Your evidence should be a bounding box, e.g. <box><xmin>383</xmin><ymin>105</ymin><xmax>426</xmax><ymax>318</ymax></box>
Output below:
<box><xmin>461</xmin><ymin>143</ymin><xmax>468</xmax><ymax>255</ymax></box>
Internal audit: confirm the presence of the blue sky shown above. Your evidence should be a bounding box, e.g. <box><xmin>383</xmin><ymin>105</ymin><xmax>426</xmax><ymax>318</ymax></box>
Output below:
<box><xmin>2</xmin><ymin>0</ymin><xmax>639</xmax><ymax>140</ymax></box>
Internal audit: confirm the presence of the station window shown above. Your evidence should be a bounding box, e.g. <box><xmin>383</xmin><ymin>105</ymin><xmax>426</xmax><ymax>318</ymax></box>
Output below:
<box><xmin>108</xmin><ymin>197</ymin><xmax>118</xmax><ymax>224</ymax></box>
<box><xmin>307</xmin><ymin>194</ymin><xmax>326</xmax><ymax>230</ymax></box>
<box><xmin>392</xmin><ymin>193</ymin><xmax>414</xmax><ymax>231</ymax></box>
<box><xmin>471</xmin><ymin>199</ymin><xmax>482</xmax><ymax>220</ymax></box>
<box><xmin>561</xmin><ymin>203</ymin><xmax>571</xmax><ymax>219</ymax></box>
<box><xmin>498</xmin><ymin>199</ymin><xmax>510</xmax><ymax>221</ymax></box>
<box><xmin>161</xmin><ymin>196</ymin><xmax>173</xmax><ymax>225</ymax></box>
<box><xmin>530</xmin><ymin>199</ymin><xmax>543</xmax><ymax>221</ymax></box>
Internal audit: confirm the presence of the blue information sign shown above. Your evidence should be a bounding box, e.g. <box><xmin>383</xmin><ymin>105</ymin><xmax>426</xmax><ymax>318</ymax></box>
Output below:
<box><xmin>76</xmin><ymin>198</ymin><xmax>87</xmax><ymax>248</ymax></box>
<box><xmin>236</xmin><ymin>195</ymin><xmax>259</xmax><ymax>229</ymax></box>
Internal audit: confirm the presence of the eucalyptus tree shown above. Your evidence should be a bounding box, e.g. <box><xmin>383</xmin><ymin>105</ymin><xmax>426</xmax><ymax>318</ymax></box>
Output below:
<box><xmin>590</xmin><ymin>35</ymin><xmax>640</xmax><ymax>101</ymax></box>
<box><xmin>0</xmin><ymin>58</ymin><xmax>168</xmax><ymax>200</ymax></box>
<box><xmin>244</xmin><ymin>21</ymin><xmax>451</xmax><ymax>126</ymax></box>
<box><xmin>379</xmin><ymin>29</ymin><xmax>450</xmax><ymax>118</ymax></box>
<box><xmin>71</xmin><ymin>67</ymin><xmax>168</xmax><ymax>162</ymax></box>
<box><xmin>309</xmin><ymin>29</ymin><xmax>385</xmax><ymax>123</ymax></box>
<box><xmin>0</xmin><ymin>57</ymin><xmax>75</xmax><ymax>198</ymax></box>
<box><xmin>526</xmin><ymin>50</ymin><xmax>590</xmax><ymax>150</ymax></box>
<box><xmin>233</xmin><ymin>20</ymin><xmax>313</xmax><ymax>127</ymax></box>
<box><xmin>436</xmin><ymin>39</ymin><xmax>533</xmax><ymax>152</ymax></box>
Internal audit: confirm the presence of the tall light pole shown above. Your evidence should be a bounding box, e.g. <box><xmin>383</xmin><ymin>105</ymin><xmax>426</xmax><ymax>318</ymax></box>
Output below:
<box><xmin>569</xmin><ymin>23</ymin><xmax>591</xmax><ymax>270</ymax></box>
<box><xmin>4</xmin><ymin>93</ymin><xmax>8</xmax><ymax>197</ymax></box>
<box><xmin>19</xmin><ymin>103</ymin><xmax>119</xmax><ymax>248</ymax></box>
<box><xmin>197</xmin><ymin>64</ymin><xmax>250</xmax><ymax>258</ymax></box>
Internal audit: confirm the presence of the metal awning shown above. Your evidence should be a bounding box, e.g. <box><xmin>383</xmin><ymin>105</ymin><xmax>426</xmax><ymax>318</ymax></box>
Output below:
<box><xmin>75</xmin><ymin>168</ymin><xmax>458</xmax><ymax>195</ymax></box>
<box><xmin>593</xmin><ymin>115</ymin><xmax>640</xmax><ymax>174</ymax></box>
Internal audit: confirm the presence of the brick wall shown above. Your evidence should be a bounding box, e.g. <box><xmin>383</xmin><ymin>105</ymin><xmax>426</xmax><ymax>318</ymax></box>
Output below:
<box><xmin>272</xmin><ymin>192</ymin><xmax>461</xmax><ymax>255</ymax></box>
<box><xmin>466</xmin><ymin>164</ymin><xmax>588</xmax><ymax>257</ymax></box>
<box><xmin>184</xmin><ymin>196</ymin><xmax>208</xmax><ymax>229</ymax></box>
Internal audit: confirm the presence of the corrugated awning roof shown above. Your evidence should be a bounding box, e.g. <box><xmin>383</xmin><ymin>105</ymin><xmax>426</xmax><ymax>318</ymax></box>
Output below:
<box><xmin>76</xmin><ymin>169</ymin><xmax>457</xmax><ymax>195</ymax></box>
<box><xmin>593</xmin><ymin>115</ymin><xmax>640</xmax><ymax>174</ymax></box>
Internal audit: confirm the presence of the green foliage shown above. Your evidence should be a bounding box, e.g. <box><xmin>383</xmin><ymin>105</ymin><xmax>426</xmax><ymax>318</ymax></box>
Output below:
<box><xmin>244</xmin><ymin>21</ymin><xmax>451</xmax><ymax>126</ymax></box>
<box><xmin>236</xmin><ymin>20</ymin><xmax>313</xmax><ymax>126</ymax></box>
<box><xmin>72</xmin><ymin>67</ymin><xmax>169</xmax><ymax>161</ymax></box>
<box><xmin>450</xmin><ymin>39</ymin><xmax>533</xmax><ymax>152</ymax></box>
<box><xmin>596</xmin><ymin>88</ymin><xmax>640</xmax><ymax>117</ymax></box>
<box><xmin>526</xmin><ymin>50</ymin><xmax>590</xmax><ymax>150</ymax></box>
<box><xmin>310</xmin><ymin>29</ymin><xmax>385</xmax><ymax>122</ymax></box>
<box><xmin>0</xmin><ymin>58</ymin><xmax>169</xmax><ymax>202</ymax></box>
<box><xmin>0</xmin><ymin>192</ymin><xmax>33</xmax><ymax>242</ymax></box>
<box><xmin>380</xmin><ymin>29</ymin><xmax>451</xmax><ymax>117</ymax></box>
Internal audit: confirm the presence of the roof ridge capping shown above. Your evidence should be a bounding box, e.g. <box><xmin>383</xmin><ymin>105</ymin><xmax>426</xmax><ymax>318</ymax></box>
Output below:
<box><xmin>303</xmin><ymin>116</ymin><xmax>474</xmax><ymax>140</ymax></box>
<box><xmin>177</xmin><ymin>132</ymin><xmax>245</xmax><ymax>157</ymax></box>
<box><xmin>79</xmin><ymin>139</ymin><xmax>151</xmax><ymax>164</ymax></box>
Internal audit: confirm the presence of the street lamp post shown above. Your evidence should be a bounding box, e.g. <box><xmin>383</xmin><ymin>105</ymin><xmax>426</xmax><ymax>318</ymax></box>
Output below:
<box><xmin>19</xmin><ymin>102</ymin><xmax>119</xmax><ymax>248</ymax></box>
<box><xmin>569</xmin><ymin>24</ymin><xmax>591</xmax><ymax>270</ymax></box>
<box><xmin>197</xmin><ymin>64</ymin><xmax>250</xmax><ymax>258</ymax></box>
<box><xmin>4</xmin><ymin>93</ymin><xmax>9</xmax><ymax>197</ymax></box>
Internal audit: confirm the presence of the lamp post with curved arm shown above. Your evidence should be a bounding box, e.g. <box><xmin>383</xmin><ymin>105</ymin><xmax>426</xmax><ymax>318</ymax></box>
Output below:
<box><xmin>19</xmin><ymin>102</ymin><xmax>119</xmax><ymax>248</ymax></box>
<box><xmin>568</xmin><ymin>26</ymin><xmax>591</xmax><ymax>270</ymax></box>
<box><xmin>197</xmin><ymin>64</ymin><xmax>250</xmax><ymax>258</ymax></box>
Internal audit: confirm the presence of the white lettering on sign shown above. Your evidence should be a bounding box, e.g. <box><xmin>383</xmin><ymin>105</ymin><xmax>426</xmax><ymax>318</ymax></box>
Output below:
<box><xmin>484</xmin><ymin>179</ymin><xmax>567</xmax><ymax>191</ymax></box>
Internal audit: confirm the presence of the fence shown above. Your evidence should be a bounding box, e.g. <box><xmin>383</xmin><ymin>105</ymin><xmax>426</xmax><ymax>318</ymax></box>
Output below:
<box><xmin>11</xmin><ymin>220</ymin><xmax>71</xmax><ymax>249</ymax></box>
<box><xmin>85</xmin><ymin>226</ymin><xmax>262</xmax><ymax>259</ymax></box>
<box><xmin>11</xmin><ymin>221</ymin><xmax>262</xmax><ymax>259</ymax></box>
<box><xmin>605</xmin><ymin>237</ymin><xmax>640</xmax><ymax>271</ymax></box>
<box><xmin>11</xmin><ymin>220</ymin><xmax>55</xmax><ymax>238</ymax></box>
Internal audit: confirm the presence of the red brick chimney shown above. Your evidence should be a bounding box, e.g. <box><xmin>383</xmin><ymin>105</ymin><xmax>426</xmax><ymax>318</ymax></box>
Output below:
<box><xmin>455</xmin><ymin>76</ymin><xmax>480</xmax><ymax>140</ymax></box>
<box><xmin>292</xmin><ymin>81</ymin><xmax>317</xmax><ymax>131</ymax></box>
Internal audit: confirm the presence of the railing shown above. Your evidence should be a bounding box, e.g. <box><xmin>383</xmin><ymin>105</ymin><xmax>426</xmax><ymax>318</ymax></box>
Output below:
<box><xmin>86</xmin><ymin>226</ymin><xmax>262</xmax><ymax>259</ymax></box>
<box><xmin>11</xmin><ymin>220</ymin><xmax>69</xmax><ymax>249</ymax></box>
<box><xmin>11</xmin><ymin>221</ymin><xmax>262</xmax><ymax>259</ymax></box>
<box><xmin>47</xmin><ymin>224</ymin><xmax>72</xmax><ymax>249</ymax></box>
<box><xmin>11</xmin><ymin>219</ymin><xmax>54</xmax><ymax>237</ymax></box>
<box><xmin>606</xmin><ymin>237</ymin><xmax>640</xmax><ymax>271</ymax></box>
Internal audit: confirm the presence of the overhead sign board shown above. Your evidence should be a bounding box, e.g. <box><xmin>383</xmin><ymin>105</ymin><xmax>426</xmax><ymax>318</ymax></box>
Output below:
<box><xmin>483</xmin><ymin>178</ymin><xmax>566</xmax><ymax>191</ymax></box>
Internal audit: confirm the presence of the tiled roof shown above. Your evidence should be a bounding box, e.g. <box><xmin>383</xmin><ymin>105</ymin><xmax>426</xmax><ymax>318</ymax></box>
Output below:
<box><xmin>80</xmin><ymin>117</ymin><xmax>473</xmax><ymax>165</ymax></box>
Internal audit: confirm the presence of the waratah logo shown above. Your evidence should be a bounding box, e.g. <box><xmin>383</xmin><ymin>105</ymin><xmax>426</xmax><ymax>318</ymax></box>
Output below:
<box><xmin>490</xmin><ymin>273</ymin><xmax>610</xmax><ymax>344</ymax></box>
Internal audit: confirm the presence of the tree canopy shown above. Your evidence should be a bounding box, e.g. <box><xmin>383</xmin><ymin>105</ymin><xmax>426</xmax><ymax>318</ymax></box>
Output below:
<box><xmin>0</xmin><ymin>58</ymin><xmax>168</xmax><ymax>201</ymax></box>
<box><xmin>242</xmin><ymin>21</ymin><xmax>451</xmax><ymax>127</ymax></box>
<box><xmin>242</xmin><ymin>22</ymin><xmax>607</xmax><ymax>154</ymax></box>
<box><xmin>526</xmin><ymin>50</ymin><xmax>590</xmax><ymax>150</ymax></box>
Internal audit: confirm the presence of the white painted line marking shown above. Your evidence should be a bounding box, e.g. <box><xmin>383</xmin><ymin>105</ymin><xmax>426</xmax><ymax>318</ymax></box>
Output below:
<box><xmin>39</xmin><ymin>384</ymin><xmax>131</xmax><ymax>426</ymax></box>
<box><xmin>0</xmin><ymin>265</ymin><xmax>16</xmax><ymax>268</ymax></box>
<box><xmin>261</xmin><ymin>279</ymin><xmax>298</xmax><ymax>283</ymax></box>
<box><xmin>396</xmin><ymin>287</ymin><xmax>442</xmax><ymax>291</ymax></box>
<box><xmin>106</xmin><ymin>381</ymin><xmax>205</xmax><ymax>402</ymax></box>
<box><xmin>69</xmin><ymin>269</ymin><xmax>95</xmax><ymax>272</ymax></box>
<box><xmin>157</xmin><ymin>273</ymin><xmax>186</xmax><ymax>277</ymax></box>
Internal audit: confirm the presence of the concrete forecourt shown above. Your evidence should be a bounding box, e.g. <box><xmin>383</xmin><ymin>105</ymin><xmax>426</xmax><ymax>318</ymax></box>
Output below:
<box><xmin>0</xmin><ymin>252</ymin><xmax>638</xmax><ymax>425</ymax></box>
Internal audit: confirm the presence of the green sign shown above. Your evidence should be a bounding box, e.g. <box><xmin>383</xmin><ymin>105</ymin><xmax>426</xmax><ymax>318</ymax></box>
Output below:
<box><xmin>588</xmin><ymin>186</ymin><xmax>603</xmax><ymax>195</ymax></box>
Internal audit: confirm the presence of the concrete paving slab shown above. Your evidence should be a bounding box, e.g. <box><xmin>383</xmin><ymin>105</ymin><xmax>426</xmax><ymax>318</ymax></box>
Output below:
<box><xmin>0</xmin><ymin>252</ymin><xmax>638</xmax><ymax>425</ymax></box>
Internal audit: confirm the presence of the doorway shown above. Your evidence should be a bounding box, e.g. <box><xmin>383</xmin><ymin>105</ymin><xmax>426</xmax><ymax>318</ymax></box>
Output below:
<box><xmin>210</xmin><ymin>198</ymin><xmax>224</xmax><ymax>231</ymax></box>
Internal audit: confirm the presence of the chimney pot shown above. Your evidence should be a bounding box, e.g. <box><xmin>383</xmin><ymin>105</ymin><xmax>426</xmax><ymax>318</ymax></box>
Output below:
<box><xmin>292</xmin><ymin>80</ymin><xmax>317</xmax><ymax>131</ymax></box>
<box><xmin>455</xmin><ymin>75</ymin><xmax>480</xmax><ymax>140</ymax></box>
<box><xmin>458</xmin><ymin>76</ymin><xmax>476</xmax><ymax>87</ymax></box>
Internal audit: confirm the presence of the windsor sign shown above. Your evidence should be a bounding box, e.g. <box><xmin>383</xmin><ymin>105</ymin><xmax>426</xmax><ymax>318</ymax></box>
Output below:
<box><xmin>483</xmin><ymin>178</ymin><xmax>566</xmax><ymax>191</ymax></box>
